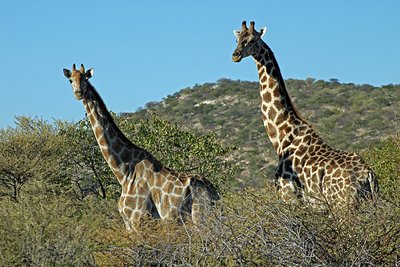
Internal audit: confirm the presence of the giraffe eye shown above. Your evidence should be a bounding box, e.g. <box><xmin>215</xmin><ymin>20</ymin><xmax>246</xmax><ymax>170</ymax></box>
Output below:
<box><xmin>69</xmin><ymin>80</ymin><xmax>72</xmax><ymax>84</ymax></box>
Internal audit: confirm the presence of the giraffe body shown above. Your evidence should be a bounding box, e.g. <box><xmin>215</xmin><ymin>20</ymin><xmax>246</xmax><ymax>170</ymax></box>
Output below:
<box><xmin>232</xmin><ymin>21</ymin><xmax>378</xmax><ymax>206</ymax></box>
<box><xmin>63</xmin><ymin>64</ymin><xmax>218</xmax><ymax>231</ymax></box>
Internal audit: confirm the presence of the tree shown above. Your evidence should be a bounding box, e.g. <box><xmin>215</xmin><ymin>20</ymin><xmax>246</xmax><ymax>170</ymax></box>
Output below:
<box><xmin>305</xmin><ymin>77</ymin><xmax>316</xmax><ymax>87</ymax></box>
<box><xmin>0</xmin><ymin>117</ymin><xmax>66</xmax><ymax>201</ymax></box>
<box><xmin>58</xmin><ymin>118</ymin><xmax>117</xmax><ymax>200</ymax></box>
<box><xmin>58</xmin><ymin>113</ymin><xmax>238</xmax><ymax>200</ymax></box>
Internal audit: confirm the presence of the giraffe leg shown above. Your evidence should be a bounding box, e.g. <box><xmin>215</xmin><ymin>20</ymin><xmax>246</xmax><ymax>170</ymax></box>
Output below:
<box><xmin>276</xmin><ymin>176</ymin><xmax>302</xmax><ymax>204</ymax></box>
<box><xmin>118</xmin><ymin>197</ymin><xmax>134</xmax><ymax>231</ymax></box>
<box><xmin>118</xmin><ymin>194</ymin><xmax>148</xmax><ymax>232</ymax></box>
<box><xmin>190</xmin><ymin>178</ymin><xmax>219</xmax><ymax>224</ymax></box>
<box><xmin>274</xmin><ymin>156</ymin><xmax>303</xmax><ymax>204</ymax></box>
<box><xmin>191</xmin><ymin>195</ymin><xmax>208</xmax><ymax>224</ymax></box>
<box><xmin>119</xmin><ymin>209</ymin><xmax>134</xmax><ymax>232</ymax></box>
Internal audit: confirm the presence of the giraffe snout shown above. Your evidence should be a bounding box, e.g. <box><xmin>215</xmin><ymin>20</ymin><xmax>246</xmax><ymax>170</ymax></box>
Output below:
<box><xmin>232</xmin><ymin>49</ymin><xmax>242</xmax><ymax>62</ymax></box>
<box><xmin>73</xmin><ymin>89</ymin><xmax>84</xmax><ymax>100</ymax></box>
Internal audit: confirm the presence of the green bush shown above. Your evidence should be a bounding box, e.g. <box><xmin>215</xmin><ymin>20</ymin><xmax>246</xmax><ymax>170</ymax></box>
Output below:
<box><xmin>362</xmin><ymin>135</ymin><xmax>400</xmax><ymax>198</ymax></box>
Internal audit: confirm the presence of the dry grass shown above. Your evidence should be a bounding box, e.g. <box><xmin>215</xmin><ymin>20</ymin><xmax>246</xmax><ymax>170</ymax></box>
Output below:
<box><xmin>92</xmin><ymin>185</ymin><xmax>400</xmax><ymax>266</ymax></box>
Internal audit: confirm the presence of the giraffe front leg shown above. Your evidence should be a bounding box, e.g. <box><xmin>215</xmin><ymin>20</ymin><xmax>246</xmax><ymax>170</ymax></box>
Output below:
<box><xmin>276</xmin><ymin>176</ymin><xmax>302</xmax><ymax>204</ymax></box>
<box><xmin>118</xmin><ymin>197</ymin><xmax>132</xmax><ymax>231</ymax></box>
<box><xmin>118</xmin><ymin>208</ymin><xmax>134</xmax><ymax>232</ymax></box>
<box><xmin>118</xmin><ymin>195</ymin><xmax>146</xmax><ymax>232</ymax></box>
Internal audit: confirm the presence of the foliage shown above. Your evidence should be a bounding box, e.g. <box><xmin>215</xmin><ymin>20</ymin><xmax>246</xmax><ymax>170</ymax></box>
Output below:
<box><xmin>362</xmin><ymin>135</ymin><xmax>400</xmax><ymax>199</ymax></box>
<box><xmin>0</xmin><ymin>117</ymin><xmax>67</xmax><ymax>201</ymax></box>
<box><xmin>59</xmin><ymin>119</ymin><xmax>118</xmax><ymax>200</ymax></box>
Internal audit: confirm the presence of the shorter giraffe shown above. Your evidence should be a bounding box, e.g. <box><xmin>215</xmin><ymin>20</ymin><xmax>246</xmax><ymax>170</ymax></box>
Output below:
<box><xmin>63</xmin><ymin>64</ymin><xmax>219</xmax><ymax>231</ymax></box>
<box><xmin>232</xmin><ymin>21</ymin><xmax>378</xmax><ymax>207</ymax></box>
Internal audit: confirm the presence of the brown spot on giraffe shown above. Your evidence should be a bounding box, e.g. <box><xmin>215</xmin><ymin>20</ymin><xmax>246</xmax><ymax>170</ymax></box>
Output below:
<box><xmin>98</xmin><ymin>135</ymin><xmax>107</xmax><ymax>147</ymax></box>
<box><xmin>263</xmin><ymin>91</ymin><xmax>272</xmax><ymax>102</ymax></box>
<box><xmin>262</xmin><ymin>103</ymin><xmax>268</xmax><ymax>112</ymax></box>
<box><xmin>174</xmin><ymin>187</ymin><xmax>183</xmax><ymax>195</ymax></box>
<box><xmin>101</xmin><ymin>147</ymin><xmax>110</xmax><ymax>159</ymax></box>
<box><xmin>273</xmin><ymin>87</ymin><xmax>281</xmax><ymax>98</ymax></box>
<box><xmin>273</xmin><ymin>99</ymin><xmax>284</xmax><ymax>110</ymax></box>
<box><xmin>260</xmin><ymin>74</ymin><xmax>267</xmax><ymax>83</ymax></box>
<box><xmin>151</xmin><ymin>188</ymin><xmax>162</xmax><ymax>203</ymax></box>
<box><xmin>162</xmin><ymin>181</ymin><xmax>174</xmax><ymax>194</ymax></box>
<box><xmin>261</xmin><ymin>113</ymin><xmax>267</xmax><ymax>121</ymax></box>
<box><xmin>115</xmin><ymin>171</ymin><xmax>124</xmax><ymax>181</ymax></box>
<box><xmin>268</xmin><ymin>78</ymin><xmax>276</xmax><ymax>88</ymax></box>
<box><xmin>267</xmin><ymin>122</ymin><xmax>277</xmax><ymax>139</ymax></box>
<box><xmin>268</xmin><ymin>106</ymin><xmax>277</xmax><ymax>120</ymax></box>
<box><xmin>124</xmin><ymin>196</ymin><xmax>136</xmax><ymax>208</ymax></box>
<box><xmin>95</xmin><ymin>126</ymin><xmax>102</xmax><ymax>138</ymax></box>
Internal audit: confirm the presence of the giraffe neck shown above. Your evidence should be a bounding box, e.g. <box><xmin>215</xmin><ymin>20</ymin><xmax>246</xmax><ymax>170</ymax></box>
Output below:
<box><xmin>81</xmin><ymin>82</ymin><xmax>160</xmax><ymax>184</ymax></box>
<box><xmin>253</xmin><ymin>40</ymin><xmax>310</xmax><ymax>155</ymax></box>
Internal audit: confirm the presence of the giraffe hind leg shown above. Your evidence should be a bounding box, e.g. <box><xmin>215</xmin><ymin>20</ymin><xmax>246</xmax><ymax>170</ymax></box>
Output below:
<box><xmin>190</xmin><ymin>178</ymin><xmax>220</xmax><ymax>224</ymax></box>
<box><xmin>178</xmin><ymin>188</ymin><xmax>193</xmax><ymax>223</ymax></box>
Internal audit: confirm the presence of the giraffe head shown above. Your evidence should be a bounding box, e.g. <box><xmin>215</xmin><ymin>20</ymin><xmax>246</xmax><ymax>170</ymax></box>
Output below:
<box><xmin>232</xmin><ymin>21</ymin><xmax>267</xmax><ymax>62</ymax></box>
<box><xmin>63</xmin><ymin>64</ymin><xmax>94</xmax><ymax>100</ymax></box>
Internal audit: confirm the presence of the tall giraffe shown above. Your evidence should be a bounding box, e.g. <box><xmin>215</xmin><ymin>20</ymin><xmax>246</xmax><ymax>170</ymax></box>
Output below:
<box><xmin>232</xmin><ymin>21</ymin><xmax>378</xmax><ymax>206</ymax></box>
<box><xmin>63</xmin><ymin>64</ymin><xmax>219</xmax><ymax>231</ymax></box>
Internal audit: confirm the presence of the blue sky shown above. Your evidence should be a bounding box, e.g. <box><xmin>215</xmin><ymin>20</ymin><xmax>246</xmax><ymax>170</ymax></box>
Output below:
<box><xmin>0</xmin><ymin>1</ymin><xmax>399</xmax><ymax>129</ymax></box>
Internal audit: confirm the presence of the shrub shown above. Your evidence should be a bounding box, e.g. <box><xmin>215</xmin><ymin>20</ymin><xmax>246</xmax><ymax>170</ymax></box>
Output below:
<box><xmin>95</xmin><ymin>185</ymin><xmax>400</xmax><ymax>266</ymax></box>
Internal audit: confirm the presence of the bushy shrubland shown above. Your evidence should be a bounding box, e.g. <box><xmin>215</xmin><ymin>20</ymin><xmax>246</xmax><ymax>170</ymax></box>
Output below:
<box><xmin>92</xmin><ymin>185</ymin><xmax>399</xmax><ymax>266</ymax></box>
<box><xmin>0</xmin><ymin>116</ymin><xmax>399</xmax><ymax>266</ymax></box>
<box><xmin>1</xmin><ymin>182</ymin><xmax>398</xmax><ymax>266</ymax></box>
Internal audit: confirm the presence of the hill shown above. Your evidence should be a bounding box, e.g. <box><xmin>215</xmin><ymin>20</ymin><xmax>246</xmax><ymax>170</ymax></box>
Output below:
<box><xmin>124</xmin><ymin>78</ymin><xmax>400</xmax><ymax>187</ymax></box>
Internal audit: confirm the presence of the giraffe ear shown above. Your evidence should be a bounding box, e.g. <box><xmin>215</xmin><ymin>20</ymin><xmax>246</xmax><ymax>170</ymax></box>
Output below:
<box><xmin>86</xmin><ymin>68</ymin><xmax>94</xmax><ymax>79</ymax></box>
<box><xmin>233</xmin><ymin>30</ymin><xmax>241</xmax><ymax>38</ymax></box>
<box><xmin>259</xmin><ymin>27</ymin><xmax>267</xmax><ymax>38</ymax></box>
<box><xmin>63</xmin><ymin>68</ymin><xmax>71</xmax><ymax>79</ymax></box>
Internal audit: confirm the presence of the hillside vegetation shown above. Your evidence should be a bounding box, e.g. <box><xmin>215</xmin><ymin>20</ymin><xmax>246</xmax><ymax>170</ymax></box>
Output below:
<box><xmin>130</xmin><ymin>78</ymin><xmax>400</xmax><ymax>187</ymax></box>
<box><xmin>0</xmin><ymin>79</ymin><xmax>399</xmax><ymax>266</ymax></box>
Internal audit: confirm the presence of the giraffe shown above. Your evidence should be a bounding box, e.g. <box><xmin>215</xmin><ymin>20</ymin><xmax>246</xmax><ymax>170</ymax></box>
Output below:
<box><xmin>232</xmin><ymin>21</ymin><xmax>378</xmax><ymax>207</ymax></box>
<box><xmin>63</xmin><ymin>64</ymin><xmax>219</xmax><ymax>231</ymax></box>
